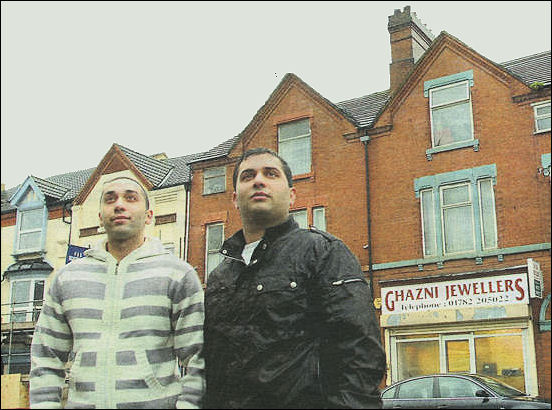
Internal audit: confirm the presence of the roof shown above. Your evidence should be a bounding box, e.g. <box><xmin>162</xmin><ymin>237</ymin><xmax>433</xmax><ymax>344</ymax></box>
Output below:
<box><xmin>2</xmin><ymin>50</ymin><xmax>549</xmax><ymax>214</ymax></box>
<box><xmin>500</xmin><ymin>50</ymin><xmax>551</xmax><ymax>86</ymax></box>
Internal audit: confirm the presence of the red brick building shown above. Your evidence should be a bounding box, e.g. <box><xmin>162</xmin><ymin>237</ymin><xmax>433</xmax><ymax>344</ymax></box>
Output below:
<box><xmin>186</xmin><ymin>6</ymin><xmax>551</xmax><ymax>398</ymax></box>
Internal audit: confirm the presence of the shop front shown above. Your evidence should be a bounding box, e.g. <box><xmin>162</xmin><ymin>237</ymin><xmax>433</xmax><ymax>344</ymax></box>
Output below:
<box><xmin>379</xmin><ymin>265</ymin><xmax>540</xmax><ymax>396</ymax></box>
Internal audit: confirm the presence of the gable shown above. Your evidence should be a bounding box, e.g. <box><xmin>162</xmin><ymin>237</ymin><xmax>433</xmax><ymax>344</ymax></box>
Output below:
<box><xmin>73</xmin><ymin>144</ymin><xmax>153</xmax><ymax>205</ymax></box>
<box><xmin>375</xmin><ymin>33</ymin><xmax>531</xmax><ymax>129</ymax></box>
<box><xmin>9</xmin><ymin>177</ymin><xmax>46</xmax><ymax>207</ymax></box>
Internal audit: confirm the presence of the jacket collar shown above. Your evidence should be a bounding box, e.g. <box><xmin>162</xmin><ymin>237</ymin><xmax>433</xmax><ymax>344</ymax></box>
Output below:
<box><xmin>85</xmin><ymin>236</ymin><xmax>169</xmax><ymax>263</ymax></box>
<box><xmin>221</xmin><ymin>217</ymin><xmax>299</xmax><ymax>258</ymax></box>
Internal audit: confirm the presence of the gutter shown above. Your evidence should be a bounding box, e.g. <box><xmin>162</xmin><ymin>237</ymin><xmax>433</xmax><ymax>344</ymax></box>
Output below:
<box><xmin>360</xmin><ymin>135</ymin><xmax>374</xmax><ymax>299</ymax></box>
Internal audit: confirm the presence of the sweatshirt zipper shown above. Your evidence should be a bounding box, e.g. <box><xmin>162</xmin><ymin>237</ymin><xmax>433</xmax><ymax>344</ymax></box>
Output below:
<box><xmin>331</xmin><ymin>278</ymin><xmax>364</xmax><ymax>286</ymax></box>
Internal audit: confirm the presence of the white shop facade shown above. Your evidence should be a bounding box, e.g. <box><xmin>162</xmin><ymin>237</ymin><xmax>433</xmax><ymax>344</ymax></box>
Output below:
<box><xmin>379</xmin><ymin>262</ymin><xmax>544</xmax><ymax>396</ymax></box>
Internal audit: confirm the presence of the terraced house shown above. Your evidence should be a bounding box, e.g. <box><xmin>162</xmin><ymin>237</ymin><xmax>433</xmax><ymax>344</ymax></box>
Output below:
<box><xmin>1</xmin><ymin>5</ymin><xmax>550</xmax><ymax>407</ymax></box>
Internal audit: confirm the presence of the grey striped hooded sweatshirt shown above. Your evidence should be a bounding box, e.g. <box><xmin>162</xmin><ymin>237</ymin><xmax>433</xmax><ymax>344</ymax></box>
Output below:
<box><xmin>30</xmin><ymin>238</ymin><xmax>205</xmax><ymax>409</ymax></box>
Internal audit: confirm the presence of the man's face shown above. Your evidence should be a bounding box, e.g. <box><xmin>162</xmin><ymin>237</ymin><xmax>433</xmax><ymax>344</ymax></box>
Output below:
<box><xmin>98</xmin><ymin>179</ymin><xmax>153</xmax><ymax>241</ymax></box>
<box><xmin>232</xmin><ymin>153</ymin><xmax>296</xmax><ymax>225</ymax></box>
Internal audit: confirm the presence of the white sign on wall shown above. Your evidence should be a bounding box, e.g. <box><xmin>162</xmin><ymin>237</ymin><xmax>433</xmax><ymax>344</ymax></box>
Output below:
<box><xmin>381</xmin><ymin>273</ymin><xmax>529</xmax><ymax>315</ymax></box>
<box><xmin>527</xmin><ymin>258</ymin><xmax>543</xmax><ymax>299</ymax></box>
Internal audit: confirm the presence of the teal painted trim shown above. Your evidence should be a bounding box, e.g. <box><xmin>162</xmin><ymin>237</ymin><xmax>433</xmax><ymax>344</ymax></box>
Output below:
<box><xmin>542</xmin><ymin>153</ymin><xmax>551</xmax><ymax>169</ymax></box>
<box><xmin>414</xmin><ymin>163</ymin><xmax>496</xmax><ymax>197</ymax></box>
<box><xmin>426</xmin><ymin>139</ymin><xmax>480</xmax><ymax>160</ymax></box>
<box><xmin>9</xmin><ymin>176</ymin><xmax>46</xmax><ymax>206</ymax></box>
<box><xmin>372</xmin><ymin>242</ymin><xmax>551</xmax><ymax>270</ymax></box>
<box><xmin>539</xmin><ymin>294</ymin><xmax>551</xmax><ymax>332</ymax></box>
<box><xmin>424</xmin><ymin>70</ymin><xmax>474</xmax><ymax>97</ymax></box>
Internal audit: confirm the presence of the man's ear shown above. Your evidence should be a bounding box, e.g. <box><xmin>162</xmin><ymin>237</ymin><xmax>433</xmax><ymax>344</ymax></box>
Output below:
<box><xmin>232</xmin><ymin>191</ymin><xmax>239</xmax><ymax>210</ymax></box>
<box><xmin>144</xmin><ymin>209</ymin><xmax>153</xmax><ymax>225</ymax></box>
<box><xmin>98</xmin><ymin>212</ymin><xmax>104</xmax><ymax>227</ymax></box>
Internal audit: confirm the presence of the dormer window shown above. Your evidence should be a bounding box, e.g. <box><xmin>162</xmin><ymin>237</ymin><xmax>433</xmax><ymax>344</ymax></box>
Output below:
<box><xmin>12</xmin><ymin>186</ymin><xmax>47</xmax><ymax>255</ymax></box>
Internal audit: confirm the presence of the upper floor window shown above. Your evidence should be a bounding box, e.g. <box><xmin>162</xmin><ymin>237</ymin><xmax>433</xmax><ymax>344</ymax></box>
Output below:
<box><xmin>14</xmin><ymin>187</ymin><xmax>47</xmax><ymax>254</ymax></box>
<box><xmin>429</xmin><ymin>80</ymin><xmax>474</xmax><ymax>147</ymax></box>
<box><xmin>415</xmin><ymin>165</ymin><xmax>497</xmax><ymax>258</ymax></box>
<box><xmin>203</xmin><ymin>166</ymin><xmax>226</xmax><ymax>195</ymax></box>
<box><xmin>533</xmin><ymin>101</ymin><xmax>551</xmax><ymax>133</ymax></box>
<box><xmin>291</xmin><ymin>206</ymin><xmax>327</xmax><ymax>231</ymax></box>
<box><xmin>278</xmin><ymin>118</ymin><xmax>311</xmax><ymax>175</ymax></box>
<box><xmin>205</xmin><ymin>223</ymin><xmax>224</xmax><ymax>280</ymax></box>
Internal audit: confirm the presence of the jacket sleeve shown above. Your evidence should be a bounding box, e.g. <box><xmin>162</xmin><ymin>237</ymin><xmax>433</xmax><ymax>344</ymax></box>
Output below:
<box><xmin>171</xmin><ymin>266</ymin><xmax>206</xmax><ymax>409</ymax></box>
<box><xmin>30</xmin><ymin>273</ymin><xmax>73</xmax><ymax>409</ymax></box>
<box><xmin>313</xmin><ymin>238</ymin><xmax>386</xmax><ymax>409</ymax></box>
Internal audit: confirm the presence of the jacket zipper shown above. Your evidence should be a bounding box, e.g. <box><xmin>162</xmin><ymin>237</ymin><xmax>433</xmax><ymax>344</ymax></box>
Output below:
<box><xmin>331</xmin><ymin>278</ymin><xmax>364</xmax><ymax>286</ymax></box>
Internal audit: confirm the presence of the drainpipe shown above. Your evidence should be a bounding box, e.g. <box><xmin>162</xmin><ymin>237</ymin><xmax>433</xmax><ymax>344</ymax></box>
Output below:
<box><xmin>62</xmin><ymin>201</ymin><xmax>73</xmax><ymax>244</ymax></box>
<box><xmin>360</xmin><ymin>134</ymin><xmax>374</xmax><ymax>299</ymax></box>
<box><xmin>184</xmin><ymin>183</ymin><xmax>191</xmax><ymax>262</ymax></box>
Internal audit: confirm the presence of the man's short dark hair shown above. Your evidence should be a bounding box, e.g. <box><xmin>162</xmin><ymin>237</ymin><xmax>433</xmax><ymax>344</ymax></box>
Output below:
<box><xmin>100</xmin><ymin>176</ymin><xmax>150</xmax><ymax>210</ymax></box>
<box><xmin>232</xmin><ymin>148</ymin><xmax>293</xmax><ymax>189</ymax></box>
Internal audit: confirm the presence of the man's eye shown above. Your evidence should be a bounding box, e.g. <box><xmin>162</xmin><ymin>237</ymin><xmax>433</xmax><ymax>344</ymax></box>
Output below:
<box><xmin>126</xmin><ymin>195</ymin><xmax>138</xmax><ymax>201</ymax></box>
<box><xmin>104</xmin><ymin>196</ymin><xmax>116</xmax><ymax>203</ymax></box>
<box><xmin>267</xmin><ymin>170</ymin><xmax>278</xmax><ymax>177</ymax></box>
<box><xmin>241</xmin><ymin>173</ymin><xmax>254</xmax><ymax>181</ymax></box>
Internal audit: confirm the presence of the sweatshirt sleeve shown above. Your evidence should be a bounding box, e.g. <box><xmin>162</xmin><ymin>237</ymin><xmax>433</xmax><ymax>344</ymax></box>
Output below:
<box><xmin>314</xmin><ymin>238</ymin><xmax>386</xmax><ymax>409</ymax></box>
<box><xmin>30</xmin><ymin>273</ymin><xmax>73</xmax><ymax>409</ymax></box>
<box><xmin>171</xmin><ymin>266</ymin><xmax>206</xmax><ymax>409</ymax></box>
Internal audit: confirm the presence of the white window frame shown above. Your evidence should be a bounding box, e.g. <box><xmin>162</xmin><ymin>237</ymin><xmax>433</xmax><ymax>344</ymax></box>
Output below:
<box><xmin>312</xmin><ymin>207</ymin><xmax>326</xmax><ymax>231</ymax></box>
<box><xmin>203</xmin><ymin>166</ymin><xmax>226</xmax><ymax>195</ymax></box>
<box><xmin>477</xmin><ymin>179</ymin><xmax>498</xmax><ymax>250</ymax></box>
<box><xmin>439</xmin><ymin>182</ymin><xmax>476</xmax><ymax>255</ymax></box>
<box><xmin>15</xmin><ymin>205</ymin><xmax>47</xmax><ymax>254</ymax></box>
<box><xmin>205</xmin><ymin>223</ymin><xmax>224</xmax><ymax>280</ymax></box>
<box><xmin>429</xmin><ymin>80</ymin><xmax>474</xmax><ymax>148</ymax></box>
<box><xmin>532</xmin><ymin>100</ymin><xmax>551</xmax><ymax>133</ymax></box>
<box><xmin>420</xmin><ymin>189</ymin><xmax>437</xmax><ymax>258</ymax></box>
<box><xmin>9</xmin><ymin>278</ymin><xmax>45</xmax><ymax>323</ymax></box>
<box><xmin>290</xmin><ymin>209</ymin><xmax>308</xmax><ymax>229</ymax></box>
<box><xmin>278</xmin><ymin>118</ymin><xmax>312</xmax><ymax>176</ymax></box>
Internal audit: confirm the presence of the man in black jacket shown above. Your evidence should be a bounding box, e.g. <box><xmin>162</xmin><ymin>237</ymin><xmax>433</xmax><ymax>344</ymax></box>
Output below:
<box><xmin>204</xmin><ymin>148</ymin><xmax>385</xmax><ymax>409</ymax></box>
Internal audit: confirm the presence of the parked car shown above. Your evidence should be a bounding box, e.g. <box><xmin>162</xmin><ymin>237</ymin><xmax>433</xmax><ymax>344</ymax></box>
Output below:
<box><xmin>381</xmin><ymin>373</ymin><xmax>551</xmax><ymax>409</ymax></box>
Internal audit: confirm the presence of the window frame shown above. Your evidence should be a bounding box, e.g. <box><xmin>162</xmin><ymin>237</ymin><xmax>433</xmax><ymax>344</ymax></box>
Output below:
<box><xmin>415</xmin><ymin>165</ymin><xmax>497</xmax><ymax>260</ymax></box>
<box><xmin>439</xmin><ymin>182</ymin><xmax>476</xmax><ymax>255</ymax></box>
<box><xmin>9</xmin><ymin>278</ymin><xmax>45</xmax><ymax>323</ymax></box>
<box><xmin>532</xmin><ymin>100</ymin><xmax>551</xmax><ymax>133</ymax></box>
<box><xmin>14</xmin><ymin>202</ymin><xmax>48</xmax><ymax>255</ymax></box>
<box><xmin>278</xmin><ymin>118</ymin><xmax>312</xmax><ymax>176</ymax></box>
<box><xmin>205</xmin><ymin>222</ymin><xmax>224</xmax><ymax>280</ymax></box>
<box><xmin>203</xmin><ymin>166</ymin><xmax>226</xmax><ymax>195</ymax></box>
<box><xmin>429</xmin><ymin>80</ymin><xmax>475</xmax><ymax>148</ymax></box>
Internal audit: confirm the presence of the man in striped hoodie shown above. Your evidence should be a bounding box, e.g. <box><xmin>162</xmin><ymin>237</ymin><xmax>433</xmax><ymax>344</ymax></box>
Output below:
<box><xmin>30</xmin><ymin>176</ymin><xmax>205</xmax><ymax>408</ymax></box>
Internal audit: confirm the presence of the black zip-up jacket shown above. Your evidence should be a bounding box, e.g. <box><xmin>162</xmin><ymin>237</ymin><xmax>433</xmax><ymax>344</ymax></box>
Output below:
<box><xmin>204</xmin><ymin>218</ymin><xmax>385</xmax><ymax>409</ymax></box>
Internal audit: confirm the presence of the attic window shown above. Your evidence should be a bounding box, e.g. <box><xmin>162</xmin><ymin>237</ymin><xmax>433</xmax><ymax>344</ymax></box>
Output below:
<box><xmin>278</xmin><ymin>118</ymin><xmax>311</xmax><ymax>175</ymax></box>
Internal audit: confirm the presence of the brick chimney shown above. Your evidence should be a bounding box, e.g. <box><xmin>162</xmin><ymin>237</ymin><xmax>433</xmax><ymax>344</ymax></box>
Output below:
<box><xmin>388</xmin><ymin>6</ymin><xmax>435</xmax><ymax>94</ymax></box>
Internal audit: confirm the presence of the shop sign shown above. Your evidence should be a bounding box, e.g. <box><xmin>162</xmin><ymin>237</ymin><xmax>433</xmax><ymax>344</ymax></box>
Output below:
<box><xmin>381</xmin><ymin>273</ymin><xmax>528</xmax><ymax>314</ymax></box>
<box><xmin>527</xmin><ymin>258</ymin><xmax>543</xmax><ymax>299</ymax></box>
<box><xmin>66</xmin><ymin>244</ymin><xmax>89</xmax><ymax>264</ymax></box>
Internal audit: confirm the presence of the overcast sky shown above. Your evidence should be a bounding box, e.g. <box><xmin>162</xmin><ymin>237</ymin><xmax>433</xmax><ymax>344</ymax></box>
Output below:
<box><xmin>2</xmin><ymin>1</ymin><xmax>551</xmax><ymax>189</ymax></box>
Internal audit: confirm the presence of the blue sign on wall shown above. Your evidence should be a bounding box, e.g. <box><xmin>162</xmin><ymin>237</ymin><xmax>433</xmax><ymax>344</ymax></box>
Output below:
<box><xmin>66</xmin><ymin>244</ymin><xmax>89</xmax><ymax>264</ymax></box>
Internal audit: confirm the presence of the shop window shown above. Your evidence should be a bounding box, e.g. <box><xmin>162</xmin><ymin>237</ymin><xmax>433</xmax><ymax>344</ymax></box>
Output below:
<box><xmin>391</xmin><ymin>328</ymin><xmax>527</xmax><ymax>393</ymax></box>
<box><xmin>205</xmin><ymin>223</ymin><xmax>224</xmax><ymax>280</ymax></box>
<box><xmin>278</xmin><ymin>118</ymin><xmax>311</xmax><ymax>175</ymax></box>
<box><xmin>396</xmin><ymin>335</ymin><xmax>440</xmax><ymax>380</ymax></box>
<box><xmin>415</xmin><ymin>165</ymin><xmax>497</xmax><ymax>259</ymax></box>
<box><xmin>203</xmin><ymin>166</ymin><xmax>226</xmax><ymax>195</ymax></box>
<box><xmin>532</xmin><ymin>101</ymin><xmax>551</xmax><ymax>133</ymax></box>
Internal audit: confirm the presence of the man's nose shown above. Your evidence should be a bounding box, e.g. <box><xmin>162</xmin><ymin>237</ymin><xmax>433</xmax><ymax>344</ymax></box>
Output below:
<box><xmin>252</xmin><ymin>173</ymin><xmax>266</xmax><ymax>187</ymax></box>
